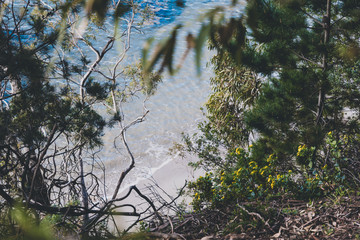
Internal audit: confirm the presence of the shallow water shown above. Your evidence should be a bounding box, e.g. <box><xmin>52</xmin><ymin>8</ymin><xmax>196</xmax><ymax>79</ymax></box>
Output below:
<box><xmin>99</xmin><ymin>0</ymin><xmax>233</xmax><ymax>192</ymax></box>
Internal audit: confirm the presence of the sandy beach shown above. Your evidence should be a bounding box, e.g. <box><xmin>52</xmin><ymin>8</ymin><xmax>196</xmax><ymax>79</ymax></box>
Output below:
<box><xmin>113</xmin><ymin>156</ymin><xmax>203</xmax><ymax>231</ymax></box>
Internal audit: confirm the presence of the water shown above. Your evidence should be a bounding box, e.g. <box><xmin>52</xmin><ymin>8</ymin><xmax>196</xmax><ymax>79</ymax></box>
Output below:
<box><xmin>2</xmin><ymin>0</ymin><xmax>235</xmax><ymax>193</ymax></box>
<box><xmin>96</xmin><ymin>0</ymin><xmax>234</xmax><ymax>192</ymax></box>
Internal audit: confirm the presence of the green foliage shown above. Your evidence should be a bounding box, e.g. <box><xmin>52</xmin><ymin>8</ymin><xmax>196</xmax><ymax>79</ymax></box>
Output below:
<box><xmin>242</xmin><ymin>0</ymin><xmax>360</xmax><ymax>159</ymax></box>
<box><xmin>0</xmin><ymin>204</ymin><xmax>55</xmax><ymax>240</ymax></box>
<box><xmin>85</xmin><ymin>78</ymin><xmax>111</xmax><ymax>100</ymax></box>
<box><xmin>123</xmin><ymin>62</ymin><xmax>162</xmax><ymax>96</ymax></box>
<box><xmin>183</xmin><ymin>3</ymin><xmax>360</xmax><ymax>218</ymax></box>
<box><xmin>0</xmin><ymin>0</ymin><xmax>159</xmax><ymax>237</ymax></box>
<box><xmin>206</xmin><ymin>38</ymin><xmax>260</xmax><ymax>148</ymax></box>
<box><xmin>142</xmin><ymin>6</ymin><xmax>228</xmax><ymax>76</ymax></box>
<box><xmin>86</xmin><ymin>0</ymin><xmax>132</xmax><ymax>23</ymax></box>
<box><xmin>188</xmin><ymin>147</ymin><xmax>293</xmax><ymax>211</ymax></box>
<box><xmin>142</xmin><ymin>24</ymin><xmax>183</xmax><ymax>76</ymax></box>
<box><xmin>188</xmin><ymin>129</ymin><xmax>360</xmax><ymax>213</ymax></box>
<box><xmin>184</xmin><ymin>1</ymin><xmax>360</xmax><ymax>212</ymax></box>
<box><xmin>138</xmin><ymin>221</ymin><xmax>150</xmax><ymax>233</ymax></box>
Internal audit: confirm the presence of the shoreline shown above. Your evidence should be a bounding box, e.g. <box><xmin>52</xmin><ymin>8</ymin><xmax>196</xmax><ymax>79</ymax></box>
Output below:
<box><xmin>113</xmin><ymin>156</ymin><xmax>203</xmax><ymax>231</ymax></box>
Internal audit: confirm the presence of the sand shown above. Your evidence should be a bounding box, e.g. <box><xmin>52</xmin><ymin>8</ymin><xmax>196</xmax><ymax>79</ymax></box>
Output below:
<box><xmin>112</xmin><ymin>157</ymin><xmax>203</xmax><ymax>232</ymax></box>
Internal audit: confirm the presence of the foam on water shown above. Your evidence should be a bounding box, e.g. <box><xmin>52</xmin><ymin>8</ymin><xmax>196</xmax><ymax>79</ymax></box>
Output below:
<box><xmin>99</xmin><ymin>0</ymin><xmax>233</xmax><ymax>193</ymax></box>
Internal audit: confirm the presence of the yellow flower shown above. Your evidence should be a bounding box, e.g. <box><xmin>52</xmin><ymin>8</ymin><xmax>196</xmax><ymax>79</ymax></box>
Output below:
<box><xmin>235</xmin><ymin>168</ymin><xmax>243</xmax><ymax>176</ymax></box>
<box><xmin>250</xmin><ymin>170</ymin><xmax>257</xmax><ymax>175</ymax></box>
<box><xmin>297</xmin><ymin>144</ymin><xmax>306</xmax><ymax>156</ymax></box>
<box><xmin>266</xmin><ymin>154</ymin><xmax>274</xmax><ymax>162</ymax></box>
<box><xmin>249</xmin><ymin>144</ymin><xmax>253</xmax><ymax>148</ymax></box>
<box><xmin>322</xmin><ymin>164</ymin><xmax>327</xmax><ymax>170</ymax></box>
<box><xmin>260</xmin><ymin>166</ymin><xmax>268</xmax><ymax>175</ymax></box>
<box><xmin>328</xmin><ymin>131</ymin><xmax>332</xmax><ymax>136</ymax></box>
<box><xmin>236</xmin><ymin>148</ymin><xmax>241</xmax><ymax>155</ymax></box>
<box><xmin>249</xmin><ymin>161</ymin><xmax>256</xmax><ymax>167</ymax></box>
<box><xmin>288</xmin><ymin>170</ymin><xmax>292</xmax><ymax>173</ymax></box>
<box><xmin>276</xmin><ymin>174</ymin><xmax>281</xmax><ymax>180</ymax></box>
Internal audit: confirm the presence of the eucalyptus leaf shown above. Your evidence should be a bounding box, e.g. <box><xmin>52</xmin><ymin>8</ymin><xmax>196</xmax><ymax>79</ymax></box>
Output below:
<box><xmin>195</xmin><ymin>23</ymin><xmax>211</xmax><ymax>75</ymax></box>
<box><xmin>85</xmin><ymin>0</ymin><xmax>110</xmax><ymax>22</ymax></box>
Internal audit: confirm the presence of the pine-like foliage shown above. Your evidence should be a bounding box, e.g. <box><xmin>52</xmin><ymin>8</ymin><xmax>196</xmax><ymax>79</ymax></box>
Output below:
<box><xmin>238</xmin><ymin>0</ymin><xmax>360</xmax><ymax>166</ymax></box>
<box><xmin>184</xmin><ymin>0</ymin><xmax>360</xmax><ymax>197</ymax></box>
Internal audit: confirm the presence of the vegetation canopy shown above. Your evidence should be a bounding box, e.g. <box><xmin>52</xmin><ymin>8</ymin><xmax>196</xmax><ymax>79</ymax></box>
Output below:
<box><xmin>0</xmin><ymin>0</ymin><xmax>166</xmax><ymax>238</ymax></box>
<box><xmin>1</xmin><ymin>0</ymin><xmax>360</xmax><ymax>239</ymax></box>
<box><xmin>143</xmin><ymin>0</ymin><xmax>360</xmax><ymax>238</ymax></box>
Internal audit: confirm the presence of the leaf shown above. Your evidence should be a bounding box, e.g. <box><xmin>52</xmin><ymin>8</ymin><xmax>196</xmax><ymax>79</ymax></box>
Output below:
<box><xmin>113</xmin><ymin>2</ymin><xmax>131</xmax><ymax>34</ymax></box>
<box><xmin>85</xmin><ymin>0</ymin><xmax>110</xmax><ymax>22</ymax></box>
<box><xmin>195</xmin><ymin>23</ymin><xmax>211</xmax><ymax>75</ymax></box>
<box><xmin>337</xmin><ymin>44</ymin><xmax>360</xmax><ymax>62</ymax></box>
<box><xmin>219</xmin><ymin>18</ymin><xmax>246</xmax><ymax>65</ymax></box>
<box><xmin>114</xmin><ymin>2</ymin><xmax>131</xmax><ymax>19</ymax></box>
<box><xmin>308</xmin><ymin>161</ymin><xmax>313</xmax><ymax>169</ymax></box>
<box><xmin>186</xmin><ymin>33</ymin><xmax>196</xmax><ymax>49</ymax></box>
<box><xmin>142</xmin><ymin>24</ymin><xmax>183</xmax><ymax>75</ymax></box>
<box><xmin>142</xmin><ymin>37</ymin><xmax>155</xmax><ymax>73</ymax></box>
<box><xmin>160</xmin><ymin>24</ymin><xmax>181</xmax><ymax>74</ymax></box>
<box><xmin>142</xmin><ymin>37</ymin><xmax>166</xmax><ymax>74</ymax></box>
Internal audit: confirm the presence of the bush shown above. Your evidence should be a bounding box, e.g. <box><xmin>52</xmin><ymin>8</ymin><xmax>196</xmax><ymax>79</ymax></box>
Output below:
<box><xmin>188</xmin><ymin>131</ymin><xmax>360</xmax><ymax>211</ymax></box>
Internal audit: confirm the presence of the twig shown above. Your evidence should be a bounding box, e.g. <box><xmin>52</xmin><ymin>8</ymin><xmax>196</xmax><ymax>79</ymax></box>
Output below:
<box><xmin>168</xmin><ymin>215</ymin><xmax>174</xmax><ymax>234</ymax></box>
<box><xmin>236</xmin><ymin>204</ymin><xmax>271</xmax><ymax>228</ymax></box>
